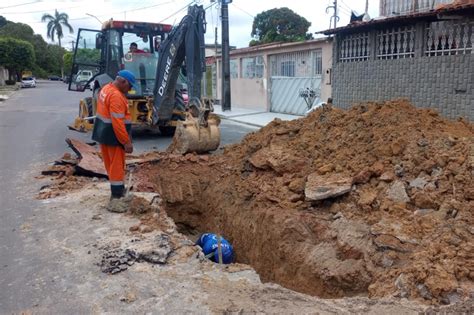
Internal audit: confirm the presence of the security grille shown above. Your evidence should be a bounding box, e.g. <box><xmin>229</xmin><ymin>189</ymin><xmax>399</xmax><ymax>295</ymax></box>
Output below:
<box><xmin>377</xmin><ymin>26</ymin><xmax>416</xmax><ymax>59</ymax></box>
<box><xmin>339</xmin><ymin>32</ymin><xmax>370</xmax><ymax>62</ymax></box>
<box><xmin>426</xmin><ymin>20</ymin><xmax>474</xmax><ymax>56</ymax></box>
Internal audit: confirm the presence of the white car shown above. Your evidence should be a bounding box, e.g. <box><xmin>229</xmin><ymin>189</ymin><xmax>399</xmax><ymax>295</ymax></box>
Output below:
<box><xmin>21</xmin><ymin>77</ymin><xmax>36</xmax><ymax>88</ymax></box>
<box><xmin>75</xmin><ymin>70</ymin><xmax>93</xmax><ymax>83</ymax></box>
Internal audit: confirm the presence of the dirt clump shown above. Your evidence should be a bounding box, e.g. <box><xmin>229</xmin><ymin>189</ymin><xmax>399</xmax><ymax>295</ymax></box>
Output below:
<box><xmin>134</xmin><ymin>100</ymin><xmax>473</xmax><ymax>304</ymax></box>
<box><xmin>37</xmin><ymin>175</ymin><xmax>94</xmax><ymax>199</ymax></box>
<box><xmin>126</xmin><ymin>193</ymin><xmax>178</xmax><ymax>236</ymax></box>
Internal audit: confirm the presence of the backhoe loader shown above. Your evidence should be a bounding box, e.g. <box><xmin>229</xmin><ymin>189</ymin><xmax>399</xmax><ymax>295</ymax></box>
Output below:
<box><xmin>68</xmin><ymin>5</ymin><xmax>220</xmax><ymax>154</ymax></box>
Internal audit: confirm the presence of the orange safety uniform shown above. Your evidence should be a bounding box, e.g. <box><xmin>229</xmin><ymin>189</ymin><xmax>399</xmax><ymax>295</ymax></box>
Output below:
<box><xmin>92</xmin><ymin>83</ymin><xmax>132</xmax><ymax>198</ymax></box>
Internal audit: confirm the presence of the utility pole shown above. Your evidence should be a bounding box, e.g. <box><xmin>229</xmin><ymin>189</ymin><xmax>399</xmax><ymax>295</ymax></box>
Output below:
<box><xmin>326</xmin><ymin>0</ymin><xmax>339</xmax><ymax>29</ymax></box>
<box><xmin>214</xmin><ymin>26</ymin><xmax>218</xmax><ymax>60</ymax></box>
<box><xmin>220</xmin><ymin>0</ymin><xmax>231</xmax><ymax>111</ymax></box>
<box><xmin>214</xmin><ymin>26</ymin><xmax>218</xmax><ymax>99</ymax></box>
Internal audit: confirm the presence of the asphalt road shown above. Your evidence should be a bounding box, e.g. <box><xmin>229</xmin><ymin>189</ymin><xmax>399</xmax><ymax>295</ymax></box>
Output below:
<box><xmin>0</xmin><ymin>80</ymin><xmax>257</xmax><ymax>312</ymax></box>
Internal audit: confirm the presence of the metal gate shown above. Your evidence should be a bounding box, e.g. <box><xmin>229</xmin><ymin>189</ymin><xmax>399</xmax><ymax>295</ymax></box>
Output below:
<box><xmin>270</xmin><ymin>50</ymin><xmax>322</xmax><ymax>115</ymax></box>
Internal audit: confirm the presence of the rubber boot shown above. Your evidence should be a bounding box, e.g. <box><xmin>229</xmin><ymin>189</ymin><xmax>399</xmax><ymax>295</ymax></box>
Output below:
<box><xmin>107</xmin><ymin>184</ymin><xmax>131</xmax><ymax>213</ymax></box>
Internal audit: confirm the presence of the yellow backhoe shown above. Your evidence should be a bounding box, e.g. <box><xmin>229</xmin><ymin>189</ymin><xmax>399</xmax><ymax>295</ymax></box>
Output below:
<box><xmin>68</xmin><ymin>5</ymin><xmax>220</xmax><ymax>154</ymax></box>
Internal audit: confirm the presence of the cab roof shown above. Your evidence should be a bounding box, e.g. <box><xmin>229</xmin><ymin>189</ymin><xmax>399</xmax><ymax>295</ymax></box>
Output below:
<box><xmin>101</xmin><ymin>19</ymin><xmax>173</xmax><ymax>34</ymax></box>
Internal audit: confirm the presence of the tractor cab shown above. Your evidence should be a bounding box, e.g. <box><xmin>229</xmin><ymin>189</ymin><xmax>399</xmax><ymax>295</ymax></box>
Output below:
<box><xmin>68</xmin><ymin>20</ymin><xmax>173</xmax><ymax>97</ymax></box>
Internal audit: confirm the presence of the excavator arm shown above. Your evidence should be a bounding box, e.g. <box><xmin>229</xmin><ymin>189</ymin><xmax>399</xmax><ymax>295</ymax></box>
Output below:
<box><xmin>152</xmin><ymin>4</ymin><xmax>206</xmax><ymax>124</ymax></box>
<box><xmin>153</xmin><ymin>4</ymin><xmax>220</xmax><ymax>154</ymax></box>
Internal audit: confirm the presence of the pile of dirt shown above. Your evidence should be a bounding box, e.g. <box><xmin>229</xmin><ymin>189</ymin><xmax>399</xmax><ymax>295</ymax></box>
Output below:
<box><xmin>134</xmin><ymin>100</ymin><xmax>473</xmax><ymax>305</ymax></box>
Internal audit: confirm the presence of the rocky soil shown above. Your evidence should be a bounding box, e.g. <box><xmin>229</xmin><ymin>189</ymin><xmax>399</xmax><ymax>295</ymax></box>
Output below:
<box><xmin>133</xmin><ymin>100</ymin><xmax>473</xmax><ymax>305</ymax></box>
<box><xmin>39</xmin><ymin>100</ymin><xmax>473</xmax><ymax>310</ymax></box>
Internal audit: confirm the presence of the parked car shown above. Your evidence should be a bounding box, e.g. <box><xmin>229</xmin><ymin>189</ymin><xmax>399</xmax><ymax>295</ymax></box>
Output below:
<box><xmin>21</xmin><ymin>77</ymin><xmax>36</xmax><ymax>88</ymax></box>
<box><xmin>75</xmin><ymin>70</ymin><xmax>93</xmax><ymax>83</ymax></box>
<box><xmin>48</xmin><ymin>75</ymin><xmax>62</xmax><ymax>81</ymax></box>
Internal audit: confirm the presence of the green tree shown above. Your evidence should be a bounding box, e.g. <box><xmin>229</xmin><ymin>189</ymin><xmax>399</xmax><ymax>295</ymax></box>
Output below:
<box><xmin>0</xmin><ymin>18</ymin><xmax>49</xmax><ymax>77</ymax></box>
<box><xmin>0</xmin><ymin>37</ymin><xmax>35</xmax><ymax>80</ymax></box>
<box><xmin>32</xmin><ymin>34</ymin><xmax>50</xmax><ymax>73</ymax></box>
<box><xmin>250</xmin><ymin>8</ymin><xmax>312</xmax><ymax>46</ymax></box>
<box><xmin>63</xmin><ymin>51</ymin><xmax>73</xmax><ymax>75</ymax></box>
<box><xmin>41</xmin><ymin>10</ymin><xmax>74</xmax><ymax>49</ymax></box>
<box><xmin>75</xmin><ymin>48</ymin><xmax>101</xmax><ymax>64</ymax></box>
<box><xmin>0</xmin><ymin>20</ymin><xmax>35</xmax><ymax>42</ymax></box>
<box><xmin>0</xmin><ymin>16</ymin><xmax>6</xmax><ymax>28</ymax></box>
<box><xmin>46</xmin><ymin>44</ymin><xmax>67</xmax><ymax>74</ymax></box>
<box><xmin>0</xmin><ymin>16</ymin><xmax>70</xmax><ymax>78</ymax></box>
<box><xmin>41</xmin><ymin>10</ymin><xmax>74</xmax><ymax>77</ymax></box>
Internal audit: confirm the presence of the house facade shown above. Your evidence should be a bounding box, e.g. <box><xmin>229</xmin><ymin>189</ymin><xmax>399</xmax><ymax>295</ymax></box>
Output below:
<box><xmin>213</xmin><ymin>38</ymin><xmax>333</xmax><ymax>115</ymax></box>
<box><xmin>380</xmin><ymin>0</ymin><xmax>454</xmax><ymax>16</ymax></box>
<box><xmin>322</xmin><ymin>3</ymin><xmax>474</xmax><ymax>120</ymax></box>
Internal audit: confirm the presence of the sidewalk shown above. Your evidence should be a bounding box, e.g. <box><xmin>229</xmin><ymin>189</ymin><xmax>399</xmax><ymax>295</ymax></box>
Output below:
<box><xmin>213</xmin><ymin>104</ymin><xmax>303</xmax><ymax>128</ymax></box>
<box><xmin>0</xmin><ymin>84</ymin><xmax>20</xmax><ymax>101</ymax></box>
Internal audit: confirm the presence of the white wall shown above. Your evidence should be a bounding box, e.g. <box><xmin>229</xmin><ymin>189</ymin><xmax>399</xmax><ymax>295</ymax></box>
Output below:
<box><xmin>0</xmin><ymin>67</ymin><xmax>9</xmax><ymax>86</ymax></box>
<box><xmin>215</xmin><ymin>39</ymin><xmax>333</xmax><ymax>111</ymax></box>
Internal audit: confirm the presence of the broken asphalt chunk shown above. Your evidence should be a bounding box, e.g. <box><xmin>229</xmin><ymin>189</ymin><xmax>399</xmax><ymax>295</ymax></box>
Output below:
<box><xmin>304</xmin><ymin>172</ymin><xmax>352</xmax><ymax>201</ymax></box>
<box><xmin>66</xmin><ymin>138</ymin><xmax>107</xmax><ymax>178</ymax></box>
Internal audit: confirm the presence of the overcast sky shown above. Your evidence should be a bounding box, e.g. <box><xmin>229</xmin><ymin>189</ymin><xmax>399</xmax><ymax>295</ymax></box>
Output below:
<box><xmin>1</xmin><ymin>0</ymin><xmax>380</xmax><ymax>49</ymax></box>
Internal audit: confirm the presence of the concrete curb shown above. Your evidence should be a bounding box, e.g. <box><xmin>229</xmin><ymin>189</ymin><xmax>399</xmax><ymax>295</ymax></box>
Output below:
<box><xmin>217</xmin><ymin>116</ymin><xmax>265</xmax><ymax>128</ymax></box>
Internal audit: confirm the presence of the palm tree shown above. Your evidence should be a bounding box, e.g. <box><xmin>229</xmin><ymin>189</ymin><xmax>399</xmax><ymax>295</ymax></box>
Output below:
<box><xmin>41</xmin><ymin>10</ymin><xmax>74</xmax><ymax>77</ymax></box>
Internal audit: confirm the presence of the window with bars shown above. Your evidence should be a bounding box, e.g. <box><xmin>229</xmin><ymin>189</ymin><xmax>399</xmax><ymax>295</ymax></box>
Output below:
<box><xmin>256</xmin><ymin>55</ymin><xmax>264</xmax><ymax>78</ymax></box>
<box><xmin>270</xmin><ymin>50</ymin><xmax>322</xmax><ymax>77</ymax></box>
<box><xmin>280</xmin><ymin>61</ymin><xmax>295</xmax><ymax>77</ymax></box>
<box><xmin>377</xmin><ymin>26</ymin><xmax>415</xmax><ymax>59</ymax></box>
<box><xmin>312</xmin><ymin>51</ymin><xmax>322</xmax><ymax>75</ymax></box>
<box><xmin>230</xmin><ymin>59</ymin><xmax>238</xmax><ymax>78</ymax></box>
<box><xmin>241</xmin><ymin>55</ymin><xmax>264</xmax><ymax>78</ymax></box>
<box><xmin>339</xmin><ymin>32</ymin><xmax>370</xmax><ymax>62</ymax></box>
<box><xmin>425</xmin><ymin>20</ymin><xmax>473</xmax><ymax>56</ymax></box>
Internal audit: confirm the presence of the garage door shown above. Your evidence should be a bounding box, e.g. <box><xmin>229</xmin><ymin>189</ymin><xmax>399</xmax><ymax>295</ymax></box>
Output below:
<box><xmin>270</xmin><ymin>50</ymin><xmax>322</xmax><ymax>115</ymax></box>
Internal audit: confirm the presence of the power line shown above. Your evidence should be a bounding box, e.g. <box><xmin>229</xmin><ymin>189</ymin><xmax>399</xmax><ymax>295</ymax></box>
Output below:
<box><xmin>339</xmin><ymin>0</ymin><xmax>354</xmax><ymax>13</ymax></box>
<box><xmin>159</xmin><ymin>1</ymin><xmax>209</xmax><ymax>27</ymax></box>
<box><xmin>2</xmin><ymin>5</ymin><xmax>82</xmax><ymax>15</ymax></box>
<box><xmin>0</xmin><ymin>0</ymin><xmax>41</xmax><ymax>10</ymax></box>
<box><xmin>158</xmin><ymin>2</ymin><xmax>193</xmax><ymax>23</ymax></box>
<box><xmin>230</xmin><ymin>2</ymin><xmax>254</xmax><ymax>19</ymax></box>
<box><xmin>203</xmin><ymin>1</ymin><xmax>218</xmax><ymax>11</ymax></box>
<box><xmin>337</xmin><ymin>5</ymin><xmax>351</xmax><ymax>16</ymax></box>
<box><xmin>67</xmin><ymin>0</ymin><xmax>181</xmax><ymax>21</ymax></box>
<box><xmin>124</xmin><ymin>1</ymin><xmax>175</xmax><ymax>13</ymax></box>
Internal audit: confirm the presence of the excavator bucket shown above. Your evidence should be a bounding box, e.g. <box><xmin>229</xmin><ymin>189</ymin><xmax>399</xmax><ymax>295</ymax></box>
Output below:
<box><xmin>68</xmin><ymin>97</ymin><xmax>95</xmax><ymax>132</ymax></box>
<box><xmin>168</xmin><ymin>112</ymin><xmax>221</xmax><ymax>155</ymax></box>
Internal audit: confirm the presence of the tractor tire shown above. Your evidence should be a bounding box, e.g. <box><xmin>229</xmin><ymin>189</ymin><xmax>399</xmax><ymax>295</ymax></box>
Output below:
<box><xmin>84</xmin><ymin>97</ymin><xmax>94</xmax><ymax>123</ymax></box>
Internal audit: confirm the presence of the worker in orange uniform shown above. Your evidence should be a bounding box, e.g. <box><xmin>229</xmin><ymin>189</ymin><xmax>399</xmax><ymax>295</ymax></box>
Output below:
<box><xmin>92</xmin><ymin>70</ymin><xmax>136</xmax><ymax>211</ymax></box>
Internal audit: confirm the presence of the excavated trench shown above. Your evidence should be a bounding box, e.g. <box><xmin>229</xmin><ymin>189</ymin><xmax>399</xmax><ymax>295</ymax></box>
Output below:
<box><xmin>136</xmin><ymin>158</ymin><xmax>375</xmax><ymax>299</ymax></box>
<box><xmin>135</xmin><ymin>100</ymin><xmax>474</xmax><ymax>303</ymax></box>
